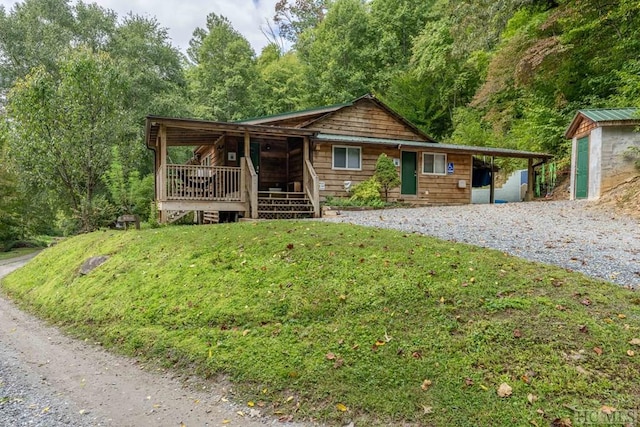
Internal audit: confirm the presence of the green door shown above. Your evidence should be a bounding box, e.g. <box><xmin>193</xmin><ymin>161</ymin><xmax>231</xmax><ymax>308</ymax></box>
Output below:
<box><xmin>401</xmin><ymin>152</ymin><xmax>417</xmax><ymax>195</ymax></box>
<box><xmin>575</xmin><ymin>137</ymin><xmax>589</xmax><ymax>199</ymax></box>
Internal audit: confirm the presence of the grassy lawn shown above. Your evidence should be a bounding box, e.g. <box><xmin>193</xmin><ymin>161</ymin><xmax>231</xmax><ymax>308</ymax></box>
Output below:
<box><xmin>1</xmin><ymin>221</ymin><xmax>639</xmax><ymax>426</ymax></box>
<box><xmin>0</xmin><ymin>247</ymin><xmax>41</xmax><ymax>261</ymax></box>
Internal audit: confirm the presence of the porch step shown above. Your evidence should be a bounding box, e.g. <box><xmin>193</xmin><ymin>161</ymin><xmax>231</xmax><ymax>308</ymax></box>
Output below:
<box><xmin>257</xmin><ymin>192</ymin><xmax>314</xmax><ymax>220</ymax></box>
<box><xmin>167</xmin><ymin>210</ymin><xmax>190</xmax><ymax>224</ymax></box>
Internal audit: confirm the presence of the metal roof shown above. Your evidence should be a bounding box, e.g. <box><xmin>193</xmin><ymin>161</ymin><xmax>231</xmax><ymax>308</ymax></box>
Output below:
<box><xmin>578</xmin><ymin>108</ymin><xmax>639</xmax><ymax>122</ymax></box>
<box><xmin>315</xmin><ymin>134</ymin><xmax>553</xmax><ymax>159</ymax></box>
<box><xmin>564</xmin><ymin>108</ymin><xmax>640</xmax><ymax>138</ymax></box>
<box><xmin>238</xmin><ymin>102</ymin><xmax>350</xmax><ymax>125</ymax></box>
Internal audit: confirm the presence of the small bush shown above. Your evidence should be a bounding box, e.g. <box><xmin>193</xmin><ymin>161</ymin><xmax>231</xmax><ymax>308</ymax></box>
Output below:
<box><xmin>374</xmin><ymin>153</ymin><xmax>400</xmax><ymax>201</ymax></box>
<box><xmin>350</xmin><ymin>177</ymin><xmax>382</xmax><ymax>204</ymax></box>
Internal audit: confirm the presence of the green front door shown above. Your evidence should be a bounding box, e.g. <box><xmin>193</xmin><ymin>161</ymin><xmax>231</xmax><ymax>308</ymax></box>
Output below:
<box><xmin>575</xmin><ymin>137</ymin><xmax>589</xmax><ymax>199</ymax></box>
<box><xmin>401</xmin><ymin>151</ymin><xmax>417</xmax><ymax>195</ymax></box>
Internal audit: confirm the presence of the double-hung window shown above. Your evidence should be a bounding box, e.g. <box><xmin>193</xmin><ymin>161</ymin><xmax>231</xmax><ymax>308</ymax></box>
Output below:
<box><xmin>423</xmin><ymin>153</ymin><xmax>446</xmax><ymax>175</ymax></box>
<box><xmin>333</xmin><ymin>146</ymin><xmax>362</xmax><ymax>170</ymax></box>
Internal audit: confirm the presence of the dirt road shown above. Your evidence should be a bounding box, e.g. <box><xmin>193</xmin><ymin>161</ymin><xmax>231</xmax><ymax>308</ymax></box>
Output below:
<box><xmin>0</xmin><ymin>254</ymin><xmax>305</xmax><ymax>427</ymax></box>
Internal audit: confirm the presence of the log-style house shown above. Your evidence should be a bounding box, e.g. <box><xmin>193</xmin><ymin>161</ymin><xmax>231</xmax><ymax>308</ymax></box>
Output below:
<box><xmin>146</xmin><ymin>94</ymin><xmax>552</xmax><ymax>223</ymax></box>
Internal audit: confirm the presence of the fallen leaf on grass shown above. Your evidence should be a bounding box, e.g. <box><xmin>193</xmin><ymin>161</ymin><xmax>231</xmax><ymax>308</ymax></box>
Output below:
<box><xmin>527</xmin><ymin>393</ymin><xmax>537</xmax><ymax>404</ymax></box>
<box><xmin>593</xmin><ymin>347</ymin><xmax>603</xmax><ymax>356</ymax></box>
<box><xmin>513</xmin><ymin>329</ymin><xmax>522</xmax><ymax>338</ymax></box>
<box><xmin>464</xmin><ymin>378</ymin><xmax>474</xmax><ymax>386</ymax></box>
<box><xmin>581</xmin><ymin>298</ymin><xmax>591</xmax><ymax>306</ymax></box>
<box><xmin>333</xmin><ymin>358</ymin><xmax>344</xmax><ymax>369</ymax></box>
<box><xmin>600</xmin><ymin>405</ymin><xmax>616</xmax><ymax>415</ymax></box>
<box><xmin>618</xmin><ymin>313</ymin><xmax>626</xmax><ymax>319</ymax></box>
<box><xmin>421</xmin><ymin>379</ymin><xmax>432</xmax><ymax>390</ymax></box>
<box><xmin>326</xmin><ymin>352</ymin><xmax>336</xmax><ymax>360</ymax></box>
<box><xmin>336</xmin><ymin>403</ymin><xmax>348</xmax><ymax>412</ymax></box>
<box><xmin>629</xmin><ymin>338</ymin><xmax>640</xmax><ymax>346</ymax></box>
<box><xmin>627</xmin><ymin>350</ymin><xmax>635</xmax><ymax>357</ymax></box>
<box><xmin>497</xmin><ymin>383</ymin><xmax>512</xmax><ymax>398</ymax></box>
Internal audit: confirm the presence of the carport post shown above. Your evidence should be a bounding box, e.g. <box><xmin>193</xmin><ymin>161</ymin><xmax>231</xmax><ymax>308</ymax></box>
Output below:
<box><xmin>489</xmin><ymin>156</ymin><xmax>495</xmax><ymax>204</ymax></box>
<box><xmin>525</xmin><ymin>158</ymin><xmax>534</xmax><ymax>201</ymax></box>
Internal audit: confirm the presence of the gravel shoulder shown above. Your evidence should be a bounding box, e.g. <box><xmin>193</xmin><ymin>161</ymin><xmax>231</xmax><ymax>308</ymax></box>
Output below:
<box><xmin>0</xmin><ymin>256</ymin><xmax>307</xmax><ymax>427</ymax></box>
<box><xmin>323</xmin><ymin>200</ymin><xmax>640</xmax><ymax>288</ymax></box>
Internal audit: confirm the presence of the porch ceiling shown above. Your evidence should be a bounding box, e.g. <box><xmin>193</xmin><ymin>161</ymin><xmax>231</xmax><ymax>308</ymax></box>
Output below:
<box><xmin>146</xmin><ymin>116</ymin><xmax>316</xmax><ymax>148</ymax></box>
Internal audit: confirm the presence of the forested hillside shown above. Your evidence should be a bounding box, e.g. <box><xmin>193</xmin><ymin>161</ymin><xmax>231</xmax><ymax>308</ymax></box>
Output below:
<box><xmin>1</xmin><ymin>0</ymin><xmax>639</xmax><ymax>246</ymax></box>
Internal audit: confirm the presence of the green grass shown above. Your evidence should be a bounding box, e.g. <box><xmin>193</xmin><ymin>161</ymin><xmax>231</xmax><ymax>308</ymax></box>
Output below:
<box><xmin>1</xmin><ymin>222</ymin><xmax>639</xmax><ymax>426</ymax></box>
<box><xmin>0</xmin><ymin>247</ymin><xmax>41</xmax><ymax>261</ymax></box>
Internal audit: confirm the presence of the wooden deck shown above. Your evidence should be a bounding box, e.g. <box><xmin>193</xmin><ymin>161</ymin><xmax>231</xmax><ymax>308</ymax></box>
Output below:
<box><xmin>156</xmin><ymin>160</ymin><xmax>320</xmax><ymax>223</ymax></box>
<box><xmin>166</xmin><ymin>164</ymin><xmax>242</xmax><ymax>201</ymax></box>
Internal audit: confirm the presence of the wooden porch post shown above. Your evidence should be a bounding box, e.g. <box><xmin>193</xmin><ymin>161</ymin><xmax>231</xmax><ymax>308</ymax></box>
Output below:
<box><xmin>156</xmin><ymin>125</ymin><xmax>167</xmax><ymax>224</ymax></box>
<box><xmin>244</xmin><ymin>131</ymin><xmax>250</xmax><ymax>160</ymax></box>
<box><xmin>303</xmin><ymin>136</ymin><xmax>310</xmax><ymax>188</ymax></box>
<box><xmin>489</xmin><ymin>156</ymin><xmax>495</xmax><ymax>204</ymax></box>
<box><xmin>525</xmin><ymin>158</ymin><xmax>534</xmax><ymax>201</ymax></box>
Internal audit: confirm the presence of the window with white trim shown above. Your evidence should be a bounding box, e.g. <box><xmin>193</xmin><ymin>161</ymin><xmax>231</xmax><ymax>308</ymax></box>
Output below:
<box><xmin>423</xmin><ymin>153</ymin><xmax>446</xmax><ymax>175</ymax></box>
<box><xmin>332</xmin><ymin>146</ymin><xmax>362</xmax><ymax>170</ymax></box>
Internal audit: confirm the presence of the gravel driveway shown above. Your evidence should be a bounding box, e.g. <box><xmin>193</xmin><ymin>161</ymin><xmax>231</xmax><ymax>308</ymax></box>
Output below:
<box><xmin>322</xmin><ymin>200</ymin><xmax>640</xmax><ymax>288</ymax></box>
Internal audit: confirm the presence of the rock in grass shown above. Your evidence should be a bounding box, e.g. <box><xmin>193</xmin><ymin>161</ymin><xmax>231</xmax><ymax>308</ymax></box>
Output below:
<box><xmin>79</xmin><ymin>256</ymin><xmax>109</xmax><ymax>275</ymax></box>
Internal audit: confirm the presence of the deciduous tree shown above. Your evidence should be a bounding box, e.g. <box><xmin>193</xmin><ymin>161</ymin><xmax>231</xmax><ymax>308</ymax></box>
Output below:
<box><xmin>8</xmin><ymin>47</ymin><xmax>128</xmax><ymax>231</ymax></box>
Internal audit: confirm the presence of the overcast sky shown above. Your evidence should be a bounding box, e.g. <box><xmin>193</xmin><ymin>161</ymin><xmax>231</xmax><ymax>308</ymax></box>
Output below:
<box><xmin>0</xmin><ymin>0</ymin><xmax>280</xmax><ymax>54</ymax></box>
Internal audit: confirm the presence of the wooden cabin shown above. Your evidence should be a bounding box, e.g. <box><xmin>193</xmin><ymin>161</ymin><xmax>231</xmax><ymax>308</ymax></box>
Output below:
<box><xmin>146</xmin><ymin>94</ymin><xmax>552</xmax><ymax>223</ymax></box>
<box><xmin>565</xmin><ymin>108</ymin><xmax>640</xmax><ymax>200</ymax></box>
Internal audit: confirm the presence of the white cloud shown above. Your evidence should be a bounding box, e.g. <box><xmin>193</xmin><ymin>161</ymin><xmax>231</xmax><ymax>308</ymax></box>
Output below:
<box><xmin>0</xmin><ymin>0</ymin><xmax>280</xmax><ymax>54</ymax></box>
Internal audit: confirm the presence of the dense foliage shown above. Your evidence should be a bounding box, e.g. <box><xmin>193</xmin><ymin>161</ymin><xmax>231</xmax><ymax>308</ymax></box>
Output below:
<box><xmin>1</xmin><ymin>0</ymin><xmax>639</xmax><ymax>244</ymax></box>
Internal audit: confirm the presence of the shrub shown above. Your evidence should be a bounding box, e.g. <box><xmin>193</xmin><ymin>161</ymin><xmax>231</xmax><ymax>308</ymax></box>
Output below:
<box><xmin>374</xmin><ymin>153</ymin><xmax>400</xmax><ymax>202</ymax></box>
<box><xmin>350</xmin><ymin>177</ymin><xmax>382</xmax><ymax>204</ymax></box>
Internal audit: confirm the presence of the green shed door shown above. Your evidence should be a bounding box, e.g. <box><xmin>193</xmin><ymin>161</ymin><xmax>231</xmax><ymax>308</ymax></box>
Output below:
<box><xmin>575</xmin><ymin>137</ymin><xmax>589</xmax><ymax>199</ymax></box>
<box><xmin>401</xmin><ymin>152</ymin><xmax>417</xmax><ymax>195</ymax></box>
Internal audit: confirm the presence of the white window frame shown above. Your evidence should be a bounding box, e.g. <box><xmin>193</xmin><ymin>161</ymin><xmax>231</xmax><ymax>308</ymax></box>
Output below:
<box><xmin>422</xmin><ymin>153</ymin><xmax>447</xmax><ymax>175</ymax></box>
<box><xmin>332</xmin><ymin>145</ymin><xmax>362</xmax><ymax>171</ymax></box>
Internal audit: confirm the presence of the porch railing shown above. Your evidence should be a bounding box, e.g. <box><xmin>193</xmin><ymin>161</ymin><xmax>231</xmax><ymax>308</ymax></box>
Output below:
<box><xmin>304</xmin><ymin>159</ymin><xmax>320</xmax><ymax>217</ymax></box>
<box><xmin>166</xmin><ymin>164</ymin><xmax>242</xmax><ymax>201</ymax></box>
<box><xmin>243</xmin><ymin>157</ymin><xmax>258</xmax><ymax>218</ymax></box>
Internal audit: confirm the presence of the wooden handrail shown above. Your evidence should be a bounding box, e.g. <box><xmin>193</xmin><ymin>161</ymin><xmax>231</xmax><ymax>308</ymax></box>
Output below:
<box><xmin>244</xmin><ymin>157</ymin><xmax>258</xmax><ymax>218</ymax></box>
<box><xmin>304</xmin><ymin>159</ymin><xmax>320</xmax><ymax>218</ymax></box>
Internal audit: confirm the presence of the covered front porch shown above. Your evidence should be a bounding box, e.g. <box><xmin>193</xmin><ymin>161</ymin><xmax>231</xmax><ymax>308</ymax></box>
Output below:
<box><xmin>145</xmin><ymin>117</ymin><xmax>320</xmax><ymax>223</ymax></box>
